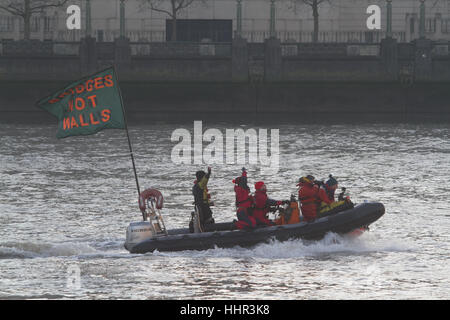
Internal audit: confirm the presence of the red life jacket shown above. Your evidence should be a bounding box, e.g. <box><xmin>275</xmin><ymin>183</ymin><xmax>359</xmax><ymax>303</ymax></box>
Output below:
<box><xmin>253</xmin><ymin>190</ymin><xmax>268</xmax><ymax>211</ymax></box>
<box><xmin>318</xmin><ymin>186</ymin><xmax>333</xmax><ymax>205</ymax></box>
<box><xmin>252</xmin><ymin>190</ymin><xmax>274</xmax><ymax>226</ymax></box>
<box><xmin>234</xmin><ymin>182</ymin><xmax>256</xmax><ymax>229</ymax></box>
<box><xmin>234</xmin><ymin>185</ymin><xmax>253</xmax><ymax>209</ymax></box>
<box><xmin>298</xmin><ymin>183</ymin><xmax>319</xmax><ymax>222</ymax></box>
<box><xmin>322</xmin><ymin>185</ymin><xmax>335</xmax><ymax>203</ymax></box>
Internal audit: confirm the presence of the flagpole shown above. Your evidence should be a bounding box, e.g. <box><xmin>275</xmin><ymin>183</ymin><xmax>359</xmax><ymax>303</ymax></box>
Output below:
<box><xmin>112</xmin><ymin>67</ymin><xmax>144</xmax><ymax>220</ymax></box>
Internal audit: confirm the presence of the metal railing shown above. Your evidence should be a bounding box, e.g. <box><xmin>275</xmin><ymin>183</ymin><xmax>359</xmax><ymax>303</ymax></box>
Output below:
<box><xmin>243</xmin><ymin>30</ymin><xmax>407</xmax><ymax>43</ymax></box>
<box><xmin>2</xmin><ymin>38</ymin><xmax>448</xmax><ymax>59</ymax></box>
<box><xmin>432</xmin><ymin>43</ymin><xmax>450</xmax><ymax>57</ymax></box>
<box><xmin>281</xmin><ymin>43</ymin><xmax>349</xmax><ymax>57</ymax></box>
<box><xmin>130</xmin><ymin>41</ymin><xmax>232</xmax><ymax>57</ymax></box>
<box><xmin>39</xmin><ymin>29</ymin><xmax>408</xmax><ymax>44</ymax></box>
<box><xmin>0</xmin><ymin>39</ymin><xmax>80</xmax><ymax>56</ymax></box>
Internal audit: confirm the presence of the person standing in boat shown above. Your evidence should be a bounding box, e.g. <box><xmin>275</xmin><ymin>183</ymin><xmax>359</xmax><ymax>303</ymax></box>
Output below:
<box><xmin>320</xmin><ymin>175</ymin><xmax>338</xmax><ymax>203</ymax></box>
<box><xmin>298</xmin><ymin>176</ymin><xmax>332</xmax><ymax>222</ymax></box>
<box><xmin>253</xmin><ymin>181</ymin><xmax>284</xmax><ymax>227</ymax></box>
<box><xmin>192</xmin><ymin>167</ymin><xmax>214</xmax><ymax>228</ymax></box>
<box><xmin>233</xmin><ymin>168</ymin><xmax>257</xmax><ymax>230</ymax></box>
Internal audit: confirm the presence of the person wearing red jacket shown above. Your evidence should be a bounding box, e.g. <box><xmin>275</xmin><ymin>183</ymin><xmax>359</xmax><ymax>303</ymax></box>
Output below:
<box><xmin>233</xmin><ymin>168</ymin><xmax>256</xmax><ymax>230</ymax></box>
<box><xmin>297</xmin><ymin>176</ymin><xmax>332</xmax><ymax>222</ymax></box>
<box><xmin>252</xmin><ymin>181</ymin><xmax>282</xmax><ymax>227</ymax></box>
<box><xmin>321</xmin><ymin>174</ymin><xmax>338</xmax><ymax>202</ymax></box>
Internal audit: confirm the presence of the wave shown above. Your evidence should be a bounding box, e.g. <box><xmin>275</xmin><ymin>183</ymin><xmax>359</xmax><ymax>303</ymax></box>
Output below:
<box><xmin>0</xmin><ymin>241</ymin><xmax>113</xmax><ymax>259</ymax></box>
<box><xmin>0</xmin><ymin>232</ymin><xmax>415</xmax><ymax>260</ymax></box>
<box><xmin>153</xmin><ymin>232</ymin><xmax>415</xmax><ymax>259</ymax></box>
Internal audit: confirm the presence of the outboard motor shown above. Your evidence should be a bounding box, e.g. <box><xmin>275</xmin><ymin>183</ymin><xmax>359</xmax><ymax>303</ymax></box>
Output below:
<box><xmin>125</xmin><ymin>188</ymin><xmax>168</xmax><ymax>251</ymax></box>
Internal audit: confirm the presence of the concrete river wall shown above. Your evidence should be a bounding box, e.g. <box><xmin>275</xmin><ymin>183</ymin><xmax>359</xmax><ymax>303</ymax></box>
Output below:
<box><xmin>1</xmin><ymin>38</ymin><xmax>449</xmax><ymax>122</ymax></box>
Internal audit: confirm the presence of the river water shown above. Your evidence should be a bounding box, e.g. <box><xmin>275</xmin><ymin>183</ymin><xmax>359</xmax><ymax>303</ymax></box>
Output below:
<box><xmin>0</xmin><ymin>122</ymin><xmax>449</xmax><ymax>300</ymax></box>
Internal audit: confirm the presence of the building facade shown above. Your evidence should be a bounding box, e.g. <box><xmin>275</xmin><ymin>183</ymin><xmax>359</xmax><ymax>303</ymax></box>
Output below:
<box><xmin>1</xmin><ymin>0</ymin><xmax>450</xmax><ymax>42</ymax></box>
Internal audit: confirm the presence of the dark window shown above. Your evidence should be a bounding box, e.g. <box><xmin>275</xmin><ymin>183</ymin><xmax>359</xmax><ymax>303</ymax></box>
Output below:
<box><xmin>43</xmin><ymin>17</ymin><xmax>52</xmax><ymax>33</ymax></box>
<box><xmin>97</xmin><ymin>30</ymin><xmax>104</xmax><ymax>42</ymax></box>
<box><xmin>31</xmin><ymin>17</ymin><xmax>40</xmax><ymax>32</ymax></box>
<box><xmin>426</xmin><ymin>18</ymin><xmax>436</xmax><ymax>32</ymax></box>
<box><xmin>410</xmin><ymin>18</ymin><xmax>415</xmax><ymax>34</ymax></box>
<box><xmin>0</xmin><ymin>16</ymin><xmax>14</xmax><ymax>32</ymax></box>
<box><xmin>166</xmin><ymin>19</ymin><xmax>232</xmax><ymax>42</ymax></box>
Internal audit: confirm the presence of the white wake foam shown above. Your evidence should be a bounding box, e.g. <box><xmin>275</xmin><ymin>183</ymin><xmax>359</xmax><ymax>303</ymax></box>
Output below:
<box><xmin>153</xmin><ymin>232</ymin><xmax>414</xmax><ymax>259</ymax></box>
<box><xmin>0</xmin><ymin>241</ymin><xmax>99</xmax><ymax>259</ymax></box>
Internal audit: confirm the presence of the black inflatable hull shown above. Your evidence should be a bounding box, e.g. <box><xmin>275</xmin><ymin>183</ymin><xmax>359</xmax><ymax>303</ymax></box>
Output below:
<box><xmin>127</xmin><ymin>202</ymin><xmax>385</xmax><ymax>254</ymax></box>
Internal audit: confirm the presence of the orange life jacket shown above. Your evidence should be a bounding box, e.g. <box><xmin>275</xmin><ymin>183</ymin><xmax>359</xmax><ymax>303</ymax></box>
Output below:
<box><xmin>275</xmin><ymin>201</ymin><xmax>301</xmax><ymax>225</ymax></box>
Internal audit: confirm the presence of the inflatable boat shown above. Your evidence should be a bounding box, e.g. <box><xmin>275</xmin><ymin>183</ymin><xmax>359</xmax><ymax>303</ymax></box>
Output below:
<box><xmin>124</xmin><ymin>189</ymin><xmax>385</xmax><ymax>254</ymax></box>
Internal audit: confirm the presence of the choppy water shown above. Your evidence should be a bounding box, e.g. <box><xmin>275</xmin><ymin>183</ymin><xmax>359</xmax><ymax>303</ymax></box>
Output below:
<box><xmin>0</xmin><ymin>122</ymin><xmax>449</xmax><ymax>299</ymax></box>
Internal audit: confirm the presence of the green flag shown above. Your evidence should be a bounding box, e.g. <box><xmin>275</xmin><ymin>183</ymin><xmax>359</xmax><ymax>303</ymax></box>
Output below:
<box><xmin>37</xmin><ymin>67</ymin><xmax>125</xmax><ymax>139</ymax></box>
